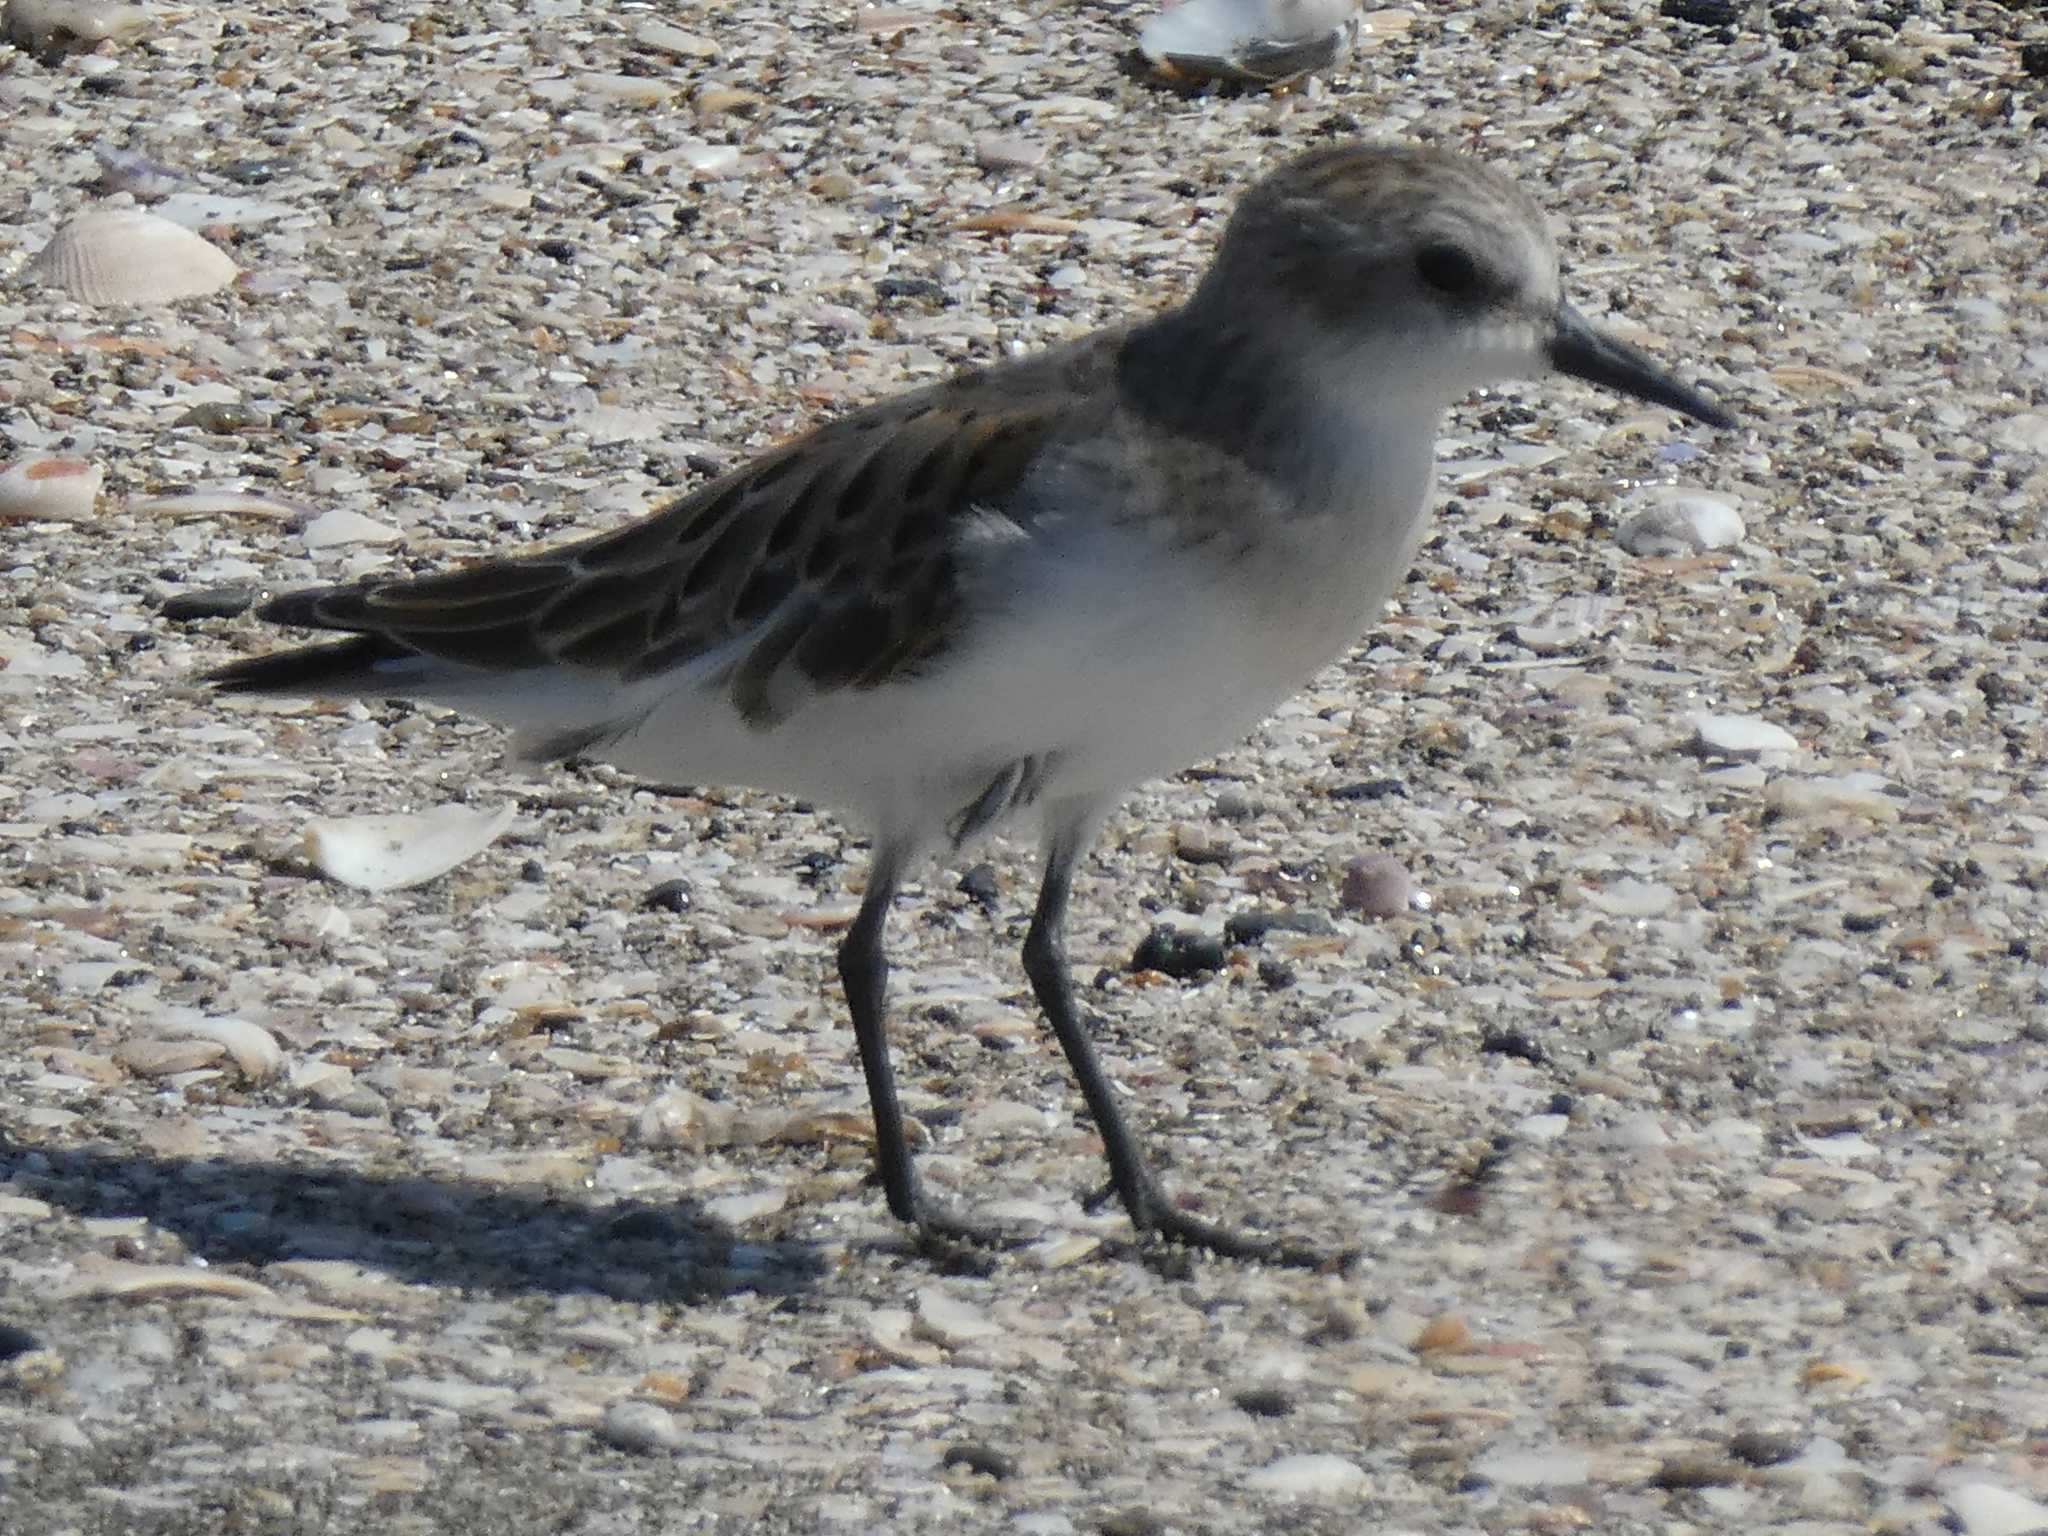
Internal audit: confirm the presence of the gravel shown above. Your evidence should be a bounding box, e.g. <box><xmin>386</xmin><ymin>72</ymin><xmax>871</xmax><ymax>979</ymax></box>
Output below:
<box><xmin>3</xmin><ymin>1</ymin><xmax>2046</xmax><ymax>1533</ymax></box>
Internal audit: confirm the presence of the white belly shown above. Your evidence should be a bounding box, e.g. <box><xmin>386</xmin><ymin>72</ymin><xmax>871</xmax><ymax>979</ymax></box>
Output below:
<box><xmin>598</xmin><ymin>484</ymin><xmax>1435</xmax><ymax>844</ymax></box>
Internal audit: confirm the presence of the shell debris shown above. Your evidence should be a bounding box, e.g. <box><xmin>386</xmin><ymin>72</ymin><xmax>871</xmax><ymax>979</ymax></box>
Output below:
<box><xmin>1138</xmin><ymin>0</ymin><xmax>1371</xmax><ymax>86</ymax></box>
<box><xmin>22</xmin><ymin>208</ymin><xmax>237</xmax><ymax>306</ymax></box>
<box><xmin>304</xmin><ymin>803</ymin><xmax>518</xmax><ymax>893</ymax></box>
<box><xmin>0</xmin><ymin>457</ymin><xmax>102</xmax><ymax>522</ymax></box>
<box><xmin>3</xmin><ymin>0</ymin><xmax>158</xmax><ymax>55</ymax></box>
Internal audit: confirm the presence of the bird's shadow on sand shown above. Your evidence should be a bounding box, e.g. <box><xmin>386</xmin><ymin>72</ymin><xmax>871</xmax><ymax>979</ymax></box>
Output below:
<box><xmin>3</xmin><ymin>1133</ymin><xmax>828</xmax><ymax>1304</ymax></box>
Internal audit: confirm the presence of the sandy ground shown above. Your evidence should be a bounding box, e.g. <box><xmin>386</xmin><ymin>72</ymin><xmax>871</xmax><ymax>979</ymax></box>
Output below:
<box><xmin>2</xmin><ymin>1</ymin><xmax>2046</xmax><ymax>1532</ymax></box>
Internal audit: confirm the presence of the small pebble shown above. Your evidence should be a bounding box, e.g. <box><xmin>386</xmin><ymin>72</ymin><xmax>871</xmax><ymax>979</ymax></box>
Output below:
<box><xmin>1727</xmin><ymin>1429</ymin><xmax>1805</xmax><ymax>1467</ymax></box>
<box><xmin>956</xmin><ymin>863</ymin><xmax>1001</xmax><ymax>912</ymax></box>
<box><xmin>941</xmin><ymin>1442</ymin><xmax>1016</xmax><ymax>1480</ymax></box>
<box><xmin>1232</xmin><ymin>1385</ymin><xmax>1295</xmax><ymax>1417</ymax></box>
<box><xmin>1340</xmin><ymin>853</ymin><xmax>1413</xmax><ymax>917</ymax></box>
<box><xmin>1130</xmin><ymin>926</ymin><xmax>1226</xmax><ymax>979</ymax></box>
<box><xmin>598</xmin><ymin>1400</ymin><xmax>684</xmax><ymax>1454</ymax></box>
<box><xmin>643</xmin><ymin>878</ymin><xmax>692</xmax><ymax>913</ymax></box>
<box><xmin>160</xmin><ymin>585</ymin><xmax>257</xmax><ymax>621</ymax></box>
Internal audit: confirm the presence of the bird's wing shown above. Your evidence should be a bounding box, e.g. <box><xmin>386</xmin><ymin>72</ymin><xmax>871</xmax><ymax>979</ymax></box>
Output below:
<box><xmin>221</xmin><ymin>332</ymin><xmax>1125</xmax><ymax>727</ymax></box>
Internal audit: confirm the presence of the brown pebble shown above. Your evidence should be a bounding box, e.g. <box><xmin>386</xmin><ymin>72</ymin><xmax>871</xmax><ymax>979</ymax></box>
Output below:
<box><xmin>1651</xmin><ymin>1457</ymin><xmax>1743</xmax><ymax>1489</ymax></box>
<box><xmin>1727</xmin><ymin>1428</ymin><xmax>1805</xmax><ymax>1467</ymax></box>
<box><xmin>1340</xmin><ymin>852</ymin><xmax>1412</xmax><ymax>917</ymax></box>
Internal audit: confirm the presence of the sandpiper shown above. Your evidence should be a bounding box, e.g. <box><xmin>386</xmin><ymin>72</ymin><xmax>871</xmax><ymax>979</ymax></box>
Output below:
<box><xmin>208</xmin><ymin>143</ymin><xmax>1734</xmax><ymax>1268</ymax></box>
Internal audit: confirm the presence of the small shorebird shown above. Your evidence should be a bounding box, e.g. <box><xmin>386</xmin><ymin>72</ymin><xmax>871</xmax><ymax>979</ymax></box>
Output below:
<box><xmin>209</xmin><ymin>143</ymin><xmax>1734</xmax><ymax>1268</ymax></box>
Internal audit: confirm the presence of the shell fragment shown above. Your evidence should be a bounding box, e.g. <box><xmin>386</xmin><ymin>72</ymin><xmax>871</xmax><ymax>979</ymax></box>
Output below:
<box><xmin>304</xmin><ymin>802</ymin><xmax>517</xmax><ymax>893</ymax></box>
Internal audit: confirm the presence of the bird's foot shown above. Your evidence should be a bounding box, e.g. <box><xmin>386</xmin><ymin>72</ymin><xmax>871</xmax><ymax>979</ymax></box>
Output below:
<box><xmin>1103</xmin><ymin>1179</ymin><xmax>1356</xmax><ymax>1275</ymax></box>
<box><xmin>880</xmin><ymin>1194</ymin><xmax>1036</xmax><ymax>1276</ymax></box>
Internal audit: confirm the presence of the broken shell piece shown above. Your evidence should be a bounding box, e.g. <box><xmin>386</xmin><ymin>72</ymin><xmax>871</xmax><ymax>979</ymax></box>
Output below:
<box><xmin>300</xmin><ymin>507</ymin><xmax>401</xmax><ymax>550</ymax></box>
<box><xmin>1139</xmin><ymin>0</ymin><xmax>1362</xmax><ymax>86</ymax></box>
<box><xmin>0</xmin><ymin>456</ymin><xmax>103</xmax><ymax>522</ymax></box>
<box><xmin>131</xmin><ymin>489</ymin><xmax>310</xmax><ymax>521</ymax></box>
<box><xmin>156</xmin><ymin>1014</ymin><xmax>284</xmax><ymax>1082</ymax></box>
<box><xmin>305</xmin><ymin>802</ymin><xmax>517</xmax><ymax>893</ymax></box>
<box><xmin>22</xmin><ymin>208</ymin><xmax>237</xmax><ymax>306</ymax></box>
<box><xmin>4</xmin><ymin>0</ymin><xmax>158</xmax><ymax>55</ymax></box>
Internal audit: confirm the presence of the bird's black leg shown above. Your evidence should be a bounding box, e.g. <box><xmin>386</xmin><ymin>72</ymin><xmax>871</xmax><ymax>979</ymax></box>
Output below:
<box><xmin>1023</xmin><ymin>805</ymin><xmax>1341</xmax><ymax>1271</ymax></box>
<box><xmin>839</xmin><ymin>843</ymin><xmax>1023</xmax><ymax>1261</ymax></box>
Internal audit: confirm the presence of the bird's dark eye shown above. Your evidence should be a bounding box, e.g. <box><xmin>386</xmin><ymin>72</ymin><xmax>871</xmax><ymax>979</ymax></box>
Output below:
<box><xmin>1415</xmin><ymin>243</ymin><xmax>1484</xmax><ymax>299</ymax></box>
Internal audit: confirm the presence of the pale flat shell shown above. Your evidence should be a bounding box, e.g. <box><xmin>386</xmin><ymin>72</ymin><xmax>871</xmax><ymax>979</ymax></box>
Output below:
<box><xmin>23</xmin><ymin>208</ymin><xmax>237</xmax><ymax>305</ymax></box>
<box><xmin>0</xmin><ymin>456</ymin><xmax>102</xmax><ymax>522</ymax></box>
<box><xmin>300</xmin><ymin>506</ymin><xmax>401</xmax><ymax>549</ymax></box>
<box><xmin>304</xmin><ymin>802</ymin><xmax>517</xmax><ymax>893</ymax></box>
<box><xmin>1139</xmin><ymin>0</ymin><xmax>1358</xmax><ymax>83</ymax></box>
<box><xmin>131</xmin><ymin>489</ymin><xmax>311</xmax><ymax>521</ymax></box>
<box><xmin>153</xmin><ymin>191</ymin><xmax>296</xmax><ymax>230</ymax></box>
<box><xmin>4</xmin><ymin>0</ymin><xmax>157</xmax><ymax>53</ymax></box>
<box><xmin>1618</xmin><ymin>487</ymin><xmax>1746</xmax><ymax>555</ymax></box>
<box><xmin>57</xmin><ymin>1259</ymin><xmax>276</xmax><ymax>1302</ymax></box>
<box><xmin>160</xmin><ymin>1014</ymin><xmax>284</xmax><ymax>1081</ymax></box>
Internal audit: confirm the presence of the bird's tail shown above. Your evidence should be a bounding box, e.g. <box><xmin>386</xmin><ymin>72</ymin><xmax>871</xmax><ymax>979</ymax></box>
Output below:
<box><xmin>206</xmin><ymin>633</ymin><xmax>423</xmax><ymax>696</ymax></box>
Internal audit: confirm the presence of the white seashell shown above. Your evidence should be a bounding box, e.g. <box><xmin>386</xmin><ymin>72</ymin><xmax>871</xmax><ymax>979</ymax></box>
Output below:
<box><xmin>300</xmin><ymin>507</ymin><xmax>401</xmax><ymax>549</ymax></box>
<box><xmin>4</xmin><ymin>0</ymin><xmax>157</xmax><ymax>54</ymax></box>
<box><xmin>673</xmin><ymin>141</ymin><xmax>743</xmax><ymax>177</ymax></box>
<box><xmin>131</xmin><ymin>489</ymin><xmax>310</xmax><ymax>521</ymax></box>
<box><xmin>1691</xmin><ymin>712</ymin><xmax>1799</xmax><ymax>759</ymax></box>
<box><xmin>157</xmin><ymin>1014</ymin><xmax>283</xmax><ymax>1082</ymax></box>
<box><xmin>1617</xmin><ymin>486</ymin><xmax>1746</xmax><ymax>555</ymax></box>
<box><xmin>1139</xmin><ymin>0</ymin><xmax>1361</xmax><ymax>84</ymax></box>
<box><xmin>23</xmin><ymin>209</ymin><xmax>237</xmax><ymax>306</ymax></box>
<box><xmin>0</xmin><ymin>456</ymin><xmax>103</xmax><ymax>522</ymax></box>
<box><xmin>305</xmin><ymin>802</ymin><xmax>517</xmax><ymax>893</ymax></box>
<box><xmin>631</xmin><ymin>19</ymin><xmax>717</xmax><ymax>59</ymax></box>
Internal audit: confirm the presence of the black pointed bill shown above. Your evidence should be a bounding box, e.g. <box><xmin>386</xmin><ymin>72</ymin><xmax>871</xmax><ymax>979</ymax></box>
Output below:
<box><xmin>1549</xmin><ymin>302</ymin><xmax>1735</xmax><ymax>430</ymax></box>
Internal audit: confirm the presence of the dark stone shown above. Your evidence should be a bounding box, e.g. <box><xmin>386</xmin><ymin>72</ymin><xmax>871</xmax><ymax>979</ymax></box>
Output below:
<box><xmin>956</xmin><ymin>862</ymin><xmax>1001</xmax><ymax>914</ymax></box>
<box><xmin>643</xmin><ymin>878</ymin><xmax>692</xmax><ymax>914</ymax></box>
<box><xmin>160</xmin><ymin>586</ymin><xmax>257</xmax><ymax>621</ymax></box>
<box><xmin>1727</xmin><ymin>1429</ymin><xmax>1805</xmax><ymax>1467</ymax></box>
<box><xmin>1130</xmin><ymin>926</ymin><xmax>1226</xmax><ymax>980</ymax></box>
<box><xmin>1480</xmin><ymin>1028</ymin><xmax>1546</xmax><ymax>1065</ymax></box>
<box><xmin>1231</xmin><ymin>1385</ymin><xmax>1295</xmax><ymax>1417</ymax></box>
<box><xmin>0</xmin><ymin>1323</ymin><xmax>40</xmax><ymax>1360</ymax></box>
<box><xmin>875</xmin><ymin>275</ymin><xmax>946</xmax><ymax>303</ymax></box>
<box><xmin>940</xmin><ymin>1442</ymin><xmax>1015</xmax><ymax>1479</ymax></box>
<box><xmin>1327</xmin><ymin>777</ymin><xmax>1405</xmax><ymax>802</ymax></box>
<box><xmin>1661</xmin><ymin>0</ymin><xmax>1740</xmax><ymax>25</ymax></box>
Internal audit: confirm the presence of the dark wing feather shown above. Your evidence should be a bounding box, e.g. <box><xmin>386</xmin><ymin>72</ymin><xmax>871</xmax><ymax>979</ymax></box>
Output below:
<box><xmin>212</xmin><ymin>332</ymin><xmax>1126</xmax><ymax>724</ymax></box>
